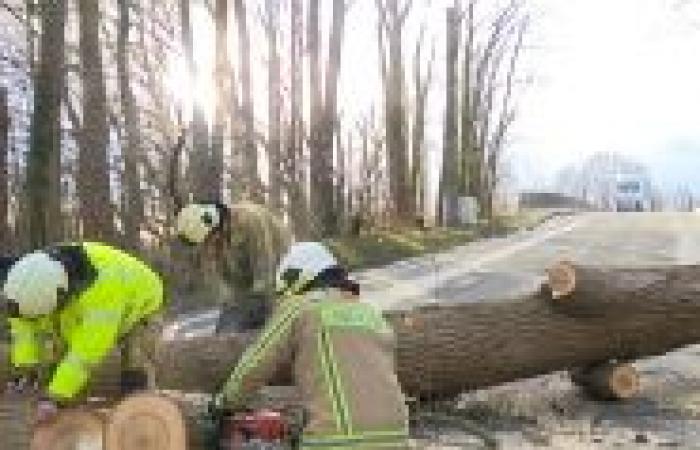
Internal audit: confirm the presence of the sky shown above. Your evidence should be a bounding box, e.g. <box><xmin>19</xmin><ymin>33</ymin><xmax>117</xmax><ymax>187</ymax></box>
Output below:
<box><xmin>510</xmin><ymin>0</ymin><xmax>700</xmax><ymax>192</ymax></box>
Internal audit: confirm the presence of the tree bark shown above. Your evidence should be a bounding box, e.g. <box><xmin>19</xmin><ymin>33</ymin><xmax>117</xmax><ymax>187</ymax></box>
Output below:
<box><xmin>78</xmin><ymin>0</ymin><xmax>114</xmax><ymax>241</ymax></box>
<box><xmin>377</xmin><ymin>0</ymin><xmax>411</xmax><ymax>224</ymax></box>
<box><xmin>27</xmin><ymin>0</ymin><xmax>65</xmax><ymax>248</ymax></box>
<box><xmin>233</xmin><ymin>0</ymin><xmax>260</xmax><ymax>202</ymax></box>
<box><xmin>143</xmin><ymin>263</ymin><xmax>700</xmax><ymax>399</ymax></box>
<box><xmin>210</xmin><ymin>0</ymin><xmax>228</xmax><ymax>202</ymax></box>
<box><xmin>307</xmin><ymin>0</ymin><xmax>322</xmax><ymax>237</ymax></box>
<box><xmin>0</xmin><ymin>87</ymin><xmax>9</xmax><ymax>252</ymax></box>
<box><xmin>117</xmin><ymin>0</ymin><xmax>144</xmax><ymax>250</ymax></box>
<box><xmin>439</xmin><ymin>6</ymin><xmax>460</xmax><ymax>226</ymax></box>
<box><xmin>265</xmin><ymin>0</ymin><xmax>282</xmax><ymax>212</ymax></box>
<box><xmin>287</xmin><ymin>0</ymin><xmax>308</xmax><ymax>238</ymax></box>
<box><xmin>411</xmin><ymin>32</ymin><xmax>432</xmax><ymax>222</ymax></box>
<box><xmin>460</xmin><ymin>1</ymin><xmax>475</xmax><ymax>197</ymax></box>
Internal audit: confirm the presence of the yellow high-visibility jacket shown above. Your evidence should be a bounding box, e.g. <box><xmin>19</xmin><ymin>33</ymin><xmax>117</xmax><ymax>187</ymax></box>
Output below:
<box><xmin>8</xmin><ymin>242</ymin><xmax>164</xmax><ymax>401</ymax></box>
<box><xmin>222</xmin><ymin>290</ymin><xmax>410</xmax><ymax>449</ymax></box>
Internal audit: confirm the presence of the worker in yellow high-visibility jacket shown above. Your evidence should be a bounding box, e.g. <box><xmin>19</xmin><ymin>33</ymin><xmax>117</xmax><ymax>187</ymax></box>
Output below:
<box><xmin>1</xmin><ymin>242</ymin><xmax>164</xmax><ymax>407</ymax></box>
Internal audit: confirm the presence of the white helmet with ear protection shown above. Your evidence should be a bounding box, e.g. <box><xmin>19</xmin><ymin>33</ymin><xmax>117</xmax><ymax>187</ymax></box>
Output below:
<box><xmin>275</xmin><ymin>242</ymin><xmax>339</xmax><ymax>294</ymax></box>
<box><xmin>175</xmin><ymin>203</ymin><xmax>222</xmax><ymax>244</ymax></box>
<box><xmin>3</xmin><ymin>251</ymin><xmax>69</xmax><ymax>317</ymax></box>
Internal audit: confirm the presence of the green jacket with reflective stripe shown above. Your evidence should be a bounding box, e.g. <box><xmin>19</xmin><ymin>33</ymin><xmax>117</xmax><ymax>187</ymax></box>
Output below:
<box><xmin>221</xmin><ymin>290</ymin><xmax>410</xmax><ymax>449</ymax></box>
<box><xmin>9</xmin><ymin>242</ymin><xmax>164</xmax><ymax>401</ymax></box>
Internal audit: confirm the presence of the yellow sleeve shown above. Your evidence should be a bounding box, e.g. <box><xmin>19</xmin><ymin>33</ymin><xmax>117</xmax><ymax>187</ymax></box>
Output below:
<box><xmin>8</xmin><ymin>317</ymin><xmax>42</xmax><ymax>368</ymax></box>
<box><xmin>221</xmin><ymin>297</ymin><xmax>302</xmax><ymax>409</ymax></box>
<box><xmin>48</xmin><ymin>308</ymin><xmax>122</xmax><ymax>401</ymax></box>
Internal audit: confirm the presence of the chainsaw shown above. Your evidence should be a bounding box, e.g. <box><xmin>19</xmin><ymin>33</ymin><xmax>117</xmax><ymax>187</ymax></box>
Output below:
<box><xmin>219</xmin><ymin>408</ymin><xmax>305</xmax><ymax>449</ymax></box>
<box><xmin>202</xmin><ymin>387</ymin><xmax>305</xmax><ymax>450</ymax></box>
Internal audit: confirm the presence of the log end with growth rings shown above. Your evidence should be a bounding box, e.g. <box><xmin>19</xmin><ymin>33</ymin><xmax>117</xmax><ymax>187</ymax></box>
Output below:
<box><xmin>31</xmin><ymin>408</ymin><xmax>106</xmax><ymax>450</ymax></box>
<box><xmin>105</xmin><ymin>392</ymin><xmax>187</xmax><ymax>450</ymax></box>
<box><xmin>571</xmin><ymin>362</ymin><xmax>641</xmax><ymax>401</ymax></box>
<box><xmin>546</xmin><ymin>260</ymin><xmax>577</xmax><ymax>300</ymax></box>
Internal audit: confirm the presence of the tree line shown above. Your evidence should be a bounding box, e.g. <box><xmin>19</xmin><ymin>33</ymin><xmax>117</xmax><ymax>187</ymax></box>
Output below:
<box><xmin>0</xmin><ymin>0</ymin><xmax>529</xmax><ymax>256</ymax></box>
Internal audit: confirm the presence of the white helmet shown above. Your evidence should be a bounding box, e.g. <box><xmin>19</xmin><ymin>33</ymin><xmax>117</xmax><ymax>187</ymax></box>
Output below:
<box><xmin>3</xmin><ymin>251</ymin><xmax>69</xmax><ymax>317</ymax></box>
<box><xmin>276</xmin><ymin>242</ymin><xmax>339</xmax><ymax>294</ymax></box>
<box><xmin>175</xmin><ymin>203</ymin><xmax>221</xmax><ymax>244</ymax></box>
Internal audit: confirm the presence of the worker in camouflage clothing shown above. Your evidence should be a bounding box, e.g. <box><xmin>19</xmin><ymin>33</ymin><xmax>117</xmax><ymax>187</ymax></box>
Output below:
<box><xmin>175</xmin><ymin>201</ymin><xmax>291</xmax><ymax>330</ymax></box>
<box><xmin>219</xmin><ymin>242</ymin><xmax>410</xmax><ymax>449</ymax></box>
<box><xmin>1</xmin><ymin>242</ymin><xmax>164</xmax><ymax>417</ymax></box>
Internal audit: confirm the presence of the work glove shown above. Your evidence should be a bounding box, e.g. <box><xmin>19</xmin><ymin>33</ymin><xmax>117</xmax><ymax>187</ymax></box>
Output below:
<box><xmin>34</xmin><ymin>394</ymin><xmax>59</xmax><ymax>425</ymax></box>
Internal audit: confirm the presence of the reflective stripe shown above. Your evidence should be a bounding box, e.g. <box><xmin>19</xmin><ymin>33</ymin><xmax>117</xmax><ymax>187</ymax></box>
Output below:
<box><xmin>222</xmin><ymin>296</ymin><xmax>303</xmax><ymax>400</ymax></box>
<box><xmin>301</xmin><ymin>431</ymin><xmax>409</xmax><ymax>447</ymax></box>
<box><xmin>83</xmin><ymin>309</ymin><xmax>121</xmax><ymax>324</ymax></box>
<box><xmin>318</xmin><ymin>329</ymin><xmax>344</xmax><ymax>433</ymax></box>
<box><xmin>63</xmin><ymin>352</ymin><xmax>90</xmax><ymax>371</ymax></box>
<box><xmin>322</xmin><ymin>328</ymin><xmax>352</xmax><ymax>435</ymax></box>
<box><xmin>10</xmin><ymin>328</ymin><xmax>36</xmax><ymax>342</ymax></box>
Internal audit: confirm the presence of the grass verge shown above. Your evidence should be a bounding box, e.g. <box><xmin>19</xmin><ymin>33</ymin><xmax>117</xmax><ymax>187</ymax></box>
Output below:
<box><xmin>325</xmin><ymin>210</ymin><xmax>556</xmax><ymax>271</ymax></box>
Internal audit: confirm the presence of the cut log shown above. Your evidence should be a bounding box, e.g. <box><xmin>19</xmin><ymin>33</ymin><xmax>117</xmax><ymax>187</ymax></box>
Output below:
<box><xmin>544</xmin><ymin>260</ymin><xmax>672</xmax><ymax>317</ymax></box>
<box><xmin>0</xmin><ymin>395</ymin><xmax>34</xmax><ymax>449</ymax></box>
<box><xmin>31</xmin><ymin>408</ymin><xmax>105</xmax><ymax>450</ymax></box>
<box><xmin>153</xmin><ymin>334</ymin><xmax>255</xmax><ymax>393</ymax></box>
<box><xmin>388</xmin><ymin>263</ymin><xmax>700</xmax><ymax>398</ymax></box>
<box><xmin>3</xmin><ymin>262</ymin><xmax>700</xmax><ymax>401</ymax></box>
<box><xmin>546</xmin><ymin>260</ymin><xmax>576</xmax><ymax>299</ymax></box>
<box><xmin>570</xmin><ymin>362</ymin><xmax>640</xmax><ymax>400</ymax></box>
<box><xmin>105</xmin><ymin>392</ymin><xmax>187</xmax><ymax>450</ymax></box>
<box><xmin>100</xmin><ymin>263</ymin><xmax>700</xmax><ymax>398</ymax></box>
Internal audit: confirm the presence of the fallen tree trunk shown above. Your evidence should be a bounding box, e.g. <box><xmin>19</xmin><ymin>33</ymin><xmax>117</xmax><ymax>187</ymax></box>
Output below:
<box><xmin>390</xmin><ymin>263</ymin><xmax>700</xmax><ymax>398</ymax></box>
<box><xmin>570</xmin><ymin>362</ymin><xmax>640</xmax><ymax>400</ymax></box>
<box><xmin>2</xmin><ymin>263</ymin><xmax>700</xmax><ymax>400</ymax></box>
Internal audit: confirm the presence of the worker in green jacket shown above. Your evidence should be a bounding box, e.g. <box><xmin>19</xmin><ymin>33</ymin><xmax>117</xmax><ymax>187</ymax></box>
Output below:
<box><xmin>1</xmin><ymin>242</ymin><xmax>164</xmax><ymax>409</ymax></box>
<box><xmin>174</xmin><ymin>201</ymin><xmax>291</xmax><ymax>330</ymax></box>
<box><xmin>219</xmin><ymin>242</ymin><xmax>410</xmax><ymax>449</ymax></box>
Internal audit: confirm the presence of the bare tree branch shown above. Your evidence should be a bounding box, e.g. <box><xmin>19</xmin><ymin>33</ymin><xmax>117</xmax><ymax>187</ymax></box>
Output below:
<box><xmin>398</xmin><ymin>0</ymin><xmax>413</xmax><ymax>26</ymax></box>
<box><xmin>0</xmin><ymin>2</ymin><xmax>24</xmax><ymax>23</ymax></box>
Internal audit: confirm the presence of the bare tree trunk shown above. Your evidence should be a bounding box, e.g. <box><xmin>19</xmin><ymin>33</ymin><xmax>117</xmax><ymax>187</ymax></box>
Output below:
<box><xmin>321</xmin><ymin>0</ymin><xmax>347</xmax><ymax>236</ymax></box>
<box><xmin>180</xmin><ymin>0</ymin><xmax>211</xmax><ymax>202</ymax></box>
<box><xmin>411</xmin><ymin>31</ymin><xmax>433</xmax><ymax>222</ymax></box>
<box><xmin>345</xmin><ymin>132</ymin><xmax>353</xmax><ymax>223</ymax></box>
<box><xmin>335</xmin><ymin>130</ymin><xmax>345</xmax><ymax>232</ymax></box>
<box><xmin>377</xmin><ymin>0</ymin><xmax>412</xmax><ymax>224</ymax></box>
<box><xmin>307</xmin><ymin>0</ymin><xmax>324</xmax><ymax>237</ymax></box>
<box><xmin>211</xmin><ymin>0</ymin><xmax>228</xmax><ymax>202</ymax></box>
<box><xmin>77</xmin><ymin>0</ymin><xmax>114</xmax><ymax>241</ymax></box>
<box><xmin>233</xmin><ymin>0</ymin><xmax>260</xmax><ymax>202</ymax></box>
<box><xmin>287</xmin><ymin>0</ymin><xmax>308</xmax><ymax>238</ymax></box>
<box><xmin>27</xmin><ymin>0</ymin><xmax>65</xmax><ymax>248</ymax></box>
<box><xmin>460</xmin><ymin>1</ymin><xmax>475</xmax><ymax>197</ymax></box>
<box><xmin>361</xmin><ymin>120</ymin><xmax>370</xmax><ymax>225</ymax></box>
<box><xmin>265</xmin><ymin>0</ymin><xmax>282</xmax><ymax>212</ymax></box>
<box><xmin>470</xmin><ymin>3</ymin><xmax>517</xmax><ymax>217</ymax></box>
<box><xmin>440</xmin><ymin>5</ymin><xmax>460</xmax><ymax>226</ymax></box>
<box><xmin>485</xmin><ymin>19</ymin><xmax>527</xmax><ymax>220</ymax></box>
<box><xmin>0</xmin><ymin>87</ymin><xmax>8</xmax><ymax>252</ymax></box>
<box><xmin>117</xmin><ymin>0</ymin><xmax>144</xmax><ymax>250</ymax></box>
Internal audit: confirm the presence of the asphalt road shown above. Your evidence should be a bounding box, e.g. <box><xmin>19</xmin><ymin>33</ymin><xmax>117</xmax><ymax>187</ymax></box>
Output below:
<box><xmin>359</xmin><ymin>211</ymin><xmax>700</xmax><ymax>311</ymax></box>
<box><xmin>168</xmin><ymin>211</ymin><xmax>700</xmax><ymax>335</ymax></box>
